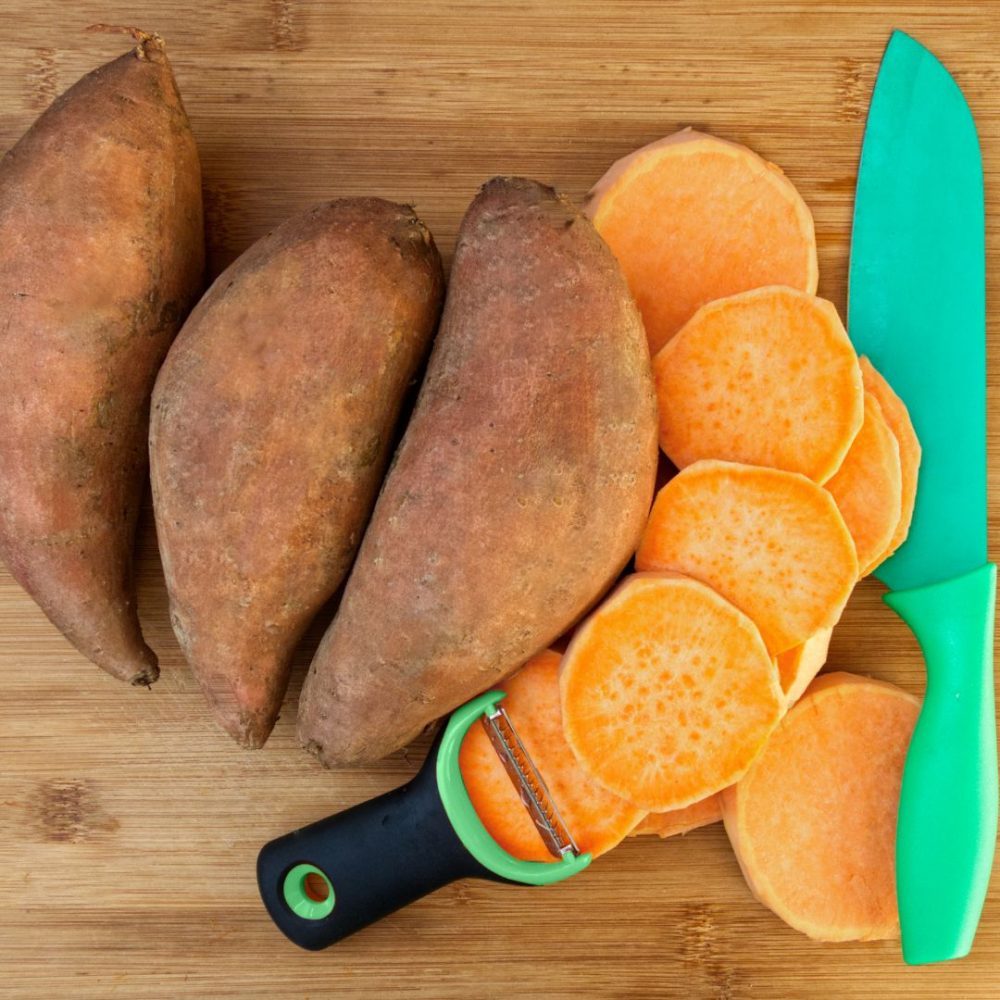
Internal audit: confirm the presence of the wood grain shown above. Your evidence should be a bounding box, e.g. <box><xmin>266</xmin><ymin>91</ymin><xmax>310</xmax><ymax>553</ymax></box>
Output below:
<box><xmin>1</xmin><ymin>2</ymin><xmax>999</xmax><ymax>997</ymax></box>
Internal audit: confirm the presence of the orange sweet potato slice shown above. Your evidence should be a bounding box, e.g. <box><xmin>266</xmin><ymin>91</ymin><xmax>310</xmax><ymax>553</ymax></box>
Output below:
<box><xmin>585</xmin><ymin>129</ymin><xmax>818</xmax><ymax>354</ymax></box>
<box><xmin>459</xmin><ymin>650</ymin><xmax>645</xmax><ymax>862</ymax></box>
<box><xmin>635</xmin><ymin>460</ymin><xmax>858</xmax><ymax>655</ymax></box>
<box><xmin>859</xmin><ymin>356</ymin><xmax>922</xmax><ymax>558</ymax></box>
<box><xmin>825</xmin><ymin>392</ymin><xmax>903</xmax><ymax>576</ymax></box>
<box><xmin>560</xmin><ymin>572</ymin><xmax>783</xmax><ymax>812</ymax></box>
<box><xmin>631</xmin><ymin>793</ymin><xmax>722</xmax><ymax>838</ymax></box>
<box><xmin>777</xmin><ymin>628</ymin><xmax>833</xmax><ymax>706</ymax></box>
<box><xmin>653</xmin><ymin>286</ymin><xmax>864</xmax><ymax>483</ymax></box>
<box><xmin>720</xmin><ymin>672</ymin><xmax>920</xmax><ymax>942</ymax></box>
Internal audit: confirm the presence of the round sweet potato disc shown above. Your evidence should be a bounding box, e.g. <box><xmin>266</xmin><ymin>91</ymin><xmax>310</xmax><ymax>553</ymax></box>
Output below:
<box><xmin>560</xmin><ymin>572</ymin><xmax>782</xmax><ymax>812</ymax></box>
<box><xmin>653</xmin><ymin>286</ymin><xmax>864</xmax><ymax>484</ymax></box>
<box><xmin>636</xmin><ymin>460</ymin><xmax>858</xmax><ymax>655</ymax></box>
<box><xmin>721</xmin><ymin>673</ymin><xmax>919</xmax><ymax>942</ymax></box>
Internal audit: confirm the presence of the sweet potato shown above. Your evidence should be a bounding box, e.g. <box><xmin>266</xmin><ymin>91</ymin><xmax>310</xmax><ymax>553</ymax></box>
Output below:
<box><xmin>859</xmin><ymin>357</ymin><xmax>921</xmax><ymax>559</ymax></box>
<box><xmin>560</xmin><ymin>572</ymin><xmax>783</xmax><ymax>812</ymax></box>
<box><xmin>636</xmin><ymin>461</ymin><xmax>858</xmax><ymax>654</ymax></box>
<box><xmin>721</xmin><ymin>672</ymin><xmax>920</xmax><ymax>942</ymax></box>
<box><xmin>0</xmin><ymin>29</ymin><xmax>203</xmax><ymax>684</ymax></box>
<box><xmin>585</xmin><ymin>129</ymin><xmax>818</xmax><ymax>354</ymax></box>
<box><xmin>459</xmin><ymin>650</ymin><xmax>645</xmax><ymax>861</ymax></box>
<box><xmin>653</xmin><ymin>286</ymin><xmax>864</xmax><ymax>483</ymax></box>
<box><xmin>825</xmin><ymin>392</ymin><xmax>903</xmax><ymax>576</ymax></box>
<box><xmin>631</xmin><ymin>793</ymin><xmax>722</xmax><ymax>839</ymax></box>
<box><xmin>298</xmin><ymin>177</ymin><xmax>658</xmax><ymax>766</ymax></box>
<box><xmin>150</xmin><ymin>200</ymin><xmax>443</xmax><ymax>748</ymax></box>
<box><xmin>777</xmin><ymin>627</ymin><xmax>833</xmax><ymax>706</ymax></box>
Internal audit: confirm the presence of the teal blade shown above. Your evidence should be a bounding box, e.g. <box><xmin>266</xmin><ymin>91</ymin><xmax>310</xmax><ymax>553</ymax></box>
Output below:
<box><xmin>848</xmin><ymin>29</ymin><xmax>986</xmax><ymax>591</ymax></box>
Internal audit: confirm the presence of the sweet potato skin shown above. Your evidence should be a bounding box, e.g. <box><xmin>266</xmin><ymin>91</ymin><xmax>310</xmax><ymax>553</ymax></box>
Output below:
<box><xmin>0</xmin><ymin>35</ymin><xmax>204</xmax><ymax>684</ymax></box>
<box><xmin>298</xmin><ymin>177</ymin><xmax>658</xmax><ymax>765</ymax></box>
<box><xmin>150</xmin><ymin>199</ymin><xmax>444</xmax><ymax>748</ymax></box>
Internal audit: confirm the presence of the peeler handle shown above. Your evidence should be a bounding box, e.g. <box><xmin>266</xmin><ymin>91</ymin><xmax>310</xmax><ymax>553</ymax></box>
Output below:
<box><xmin>885</xmin><ymin>562</ymin><xmax>998</xmax><ymax>965</ymax></box>
<box><xmin>257</xmin><ymin>731</ymin><xmax>502</xmax><ymax>950</ymax></box>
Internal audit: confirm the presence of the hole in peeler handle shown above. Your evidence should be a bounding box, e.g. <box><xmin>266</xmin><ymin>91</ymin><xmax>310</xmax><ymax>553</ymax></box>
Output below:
<box><xmin>282</xmin><ymin>863</ymin><xmax>336</xmax><ymax>920</ymax></box>
<box><xmin>304</xmin><ymin>871</ymin><xmax>331</xmax><ymax>902</ymax></box>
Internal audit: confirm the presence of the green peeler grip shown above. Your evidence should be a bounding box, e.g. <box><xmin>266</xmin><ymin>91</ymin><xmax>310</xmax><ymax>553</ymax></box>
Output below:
<box><xmin>885</xmin><ymin>562</ymin><xmax>998</xmax><ymax>965</ymax></box>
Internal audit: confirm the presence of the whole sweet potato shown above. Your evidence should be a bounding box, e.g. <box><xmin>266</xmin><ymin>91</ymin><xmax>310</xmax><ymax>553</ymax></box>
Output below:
<box><xmin>298</xmin><ymin>177</ymin><xmax>658</xmax><ymax>765</ymax></box>
<box><xmin>0</xmin><ymin>30</ymin><xmax>204</xmax><ymax>685</ymax></box>
<box><xmin>150</xmin><ymin>199</ymin><xmax>444</xmax><ymax>748</ymax></box>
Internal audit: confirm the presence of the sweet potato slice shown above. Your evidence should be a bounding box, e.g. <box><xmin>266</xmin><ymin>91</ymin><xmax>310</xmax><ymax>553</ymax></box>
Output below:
<box><xmin>631</xmin><ymin>793</ymin><xmax>722</xmax><ymax>838</ymax></box>
<box><xmin>635</xmin><ymin>461</ymin><xmax>858</xmax><ymax>655</ymax></box>
<box><xmin>859</xmin><ymin>356</ymin><xmax>922</xmax><ymax>558</ymax></box>
<box><xmin>585</xmin><ymin>129</ymin><xmax>818</xmax><ymax>354</ymax></box>
<box><xmin>459</xmin><ymin>651</ymin><xmax>645</xmax><ymax>862</ymax></box>
<box><xmin>776</xmin><ymin>628</ymin><xmax>833</xmax><ymax>706</ymax></box>
<box><xmin>721</xmin><ymin>672</ymin><xmax>920</xmax><ymax>942</ymax></box>
<box><xmin>825</xmin><ymin>392</ymin><xmax>903</xmax><ymax>576</ymax></box>
<box><xmin>560</xmin><ymin>572</ymin><xmax>782</xmax><ymax>812</ymax></box>
<box><xmin>653</xmin><ymin>286</ymin><xmax>864</xmax><ymax>483</ymax></box>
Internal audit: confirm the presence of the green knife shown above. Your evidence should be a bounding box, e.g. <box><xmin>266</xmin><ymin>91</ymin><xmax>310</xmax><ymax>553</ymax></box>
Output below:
<box><xmin>849</xmin><ymin>29</ymin><xmax>997</xmax><ymax>965</ymax></box>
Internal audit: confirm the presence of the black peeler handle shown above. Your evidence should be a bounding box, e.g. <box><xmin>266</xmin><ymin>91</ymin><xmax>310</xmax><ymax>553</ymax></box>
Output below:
<box><xmin>256</xmin><ymin>729</ymin><xmax>504</xmax><ymax>950</ymax></box>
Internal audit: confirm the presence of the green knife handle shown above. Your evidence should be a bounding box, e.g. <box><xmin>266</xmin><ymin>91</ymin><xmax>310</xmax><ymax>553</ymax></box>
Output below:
<box><xmin>884</xmin><ymin>562</ymin><xmax>998</xmax><ymax>965</ymax></box>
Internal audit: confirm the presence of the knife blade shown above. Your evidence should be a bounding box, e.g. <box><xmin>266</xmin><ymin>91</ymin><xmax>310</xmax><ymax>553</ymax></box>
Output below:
<box><xmin>849</xmin><ymin>28</ymin><xmax>997</xmax><ymax>965</ymax></box>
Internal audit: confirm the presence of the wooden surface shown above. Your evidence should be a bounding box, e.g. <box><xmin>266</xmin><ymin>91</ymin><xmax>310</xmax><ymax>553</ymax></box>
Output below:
<box><xmin>1</xmin><ymin>2</ymin><xmax>999</xmax><ymax>996</ymax></box>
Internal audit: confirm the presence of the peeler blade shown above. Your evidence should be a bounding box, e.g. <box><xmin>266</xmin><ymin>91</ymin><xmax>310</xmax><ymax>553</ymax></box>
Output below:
<box><xmin>482</xmin><ymin>706</ymin><xmax>579</xmax><ymax>860</ymax></box>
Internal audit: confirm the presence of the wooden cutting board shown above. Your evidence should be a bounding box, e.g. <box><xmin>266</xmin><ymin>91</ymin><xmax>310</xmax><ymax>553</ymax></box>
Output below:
<box><xmin>1</xmin><ymin>2</ymin><xmax>998</xmax><ymax>997</ymax></box>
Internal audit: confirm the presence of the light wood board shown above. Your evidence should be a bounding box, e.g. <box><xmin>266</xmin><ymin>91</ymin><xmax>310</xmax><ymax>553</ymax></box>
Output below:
<box><xmin>1</xmin><ymin>2</ymin><xmax>999</xmax><ymax>997</ymax></box>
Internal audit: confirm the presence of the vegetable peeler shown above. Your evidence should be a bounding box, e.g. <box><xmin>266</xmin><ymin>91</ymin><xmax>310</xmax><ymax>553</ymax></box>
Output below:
<box><xmin>257</xmin><ymin>690</ymin><xmax>591</xmax><ymax>949</ymax></box>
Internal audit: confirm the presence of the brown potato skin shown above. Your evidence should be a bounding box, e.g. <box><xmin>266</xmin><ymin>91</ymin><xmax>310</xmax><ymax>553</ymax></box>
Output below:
<box><xmin>298</xmin><ymin>177</ymin><xmax>658</xmax><ymax>765</ymax></box>
<box><xmin>0</xmin><ymin>35</ymin><xmax>204</xmax><ymax>685</ymax></box>
<box><xmin>150</xmin><ymin>199</ymin><xmax>444</xmax><ymax>748</ymax></box>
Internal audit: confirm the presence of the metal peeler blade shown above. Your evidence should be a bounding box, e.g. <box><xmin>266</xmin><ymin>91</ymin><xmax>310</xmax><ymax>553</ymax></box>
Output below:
<box><xmin>482</xmin><ymin>705</ymin><xmax>579</xmax><ymax>859</ymax></box>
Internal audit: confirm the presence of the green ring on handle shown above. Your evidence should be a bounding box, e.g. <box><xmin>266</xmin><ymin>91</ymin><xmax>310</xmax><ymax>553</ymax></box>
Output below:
<box><xmin>435</xmin><ymin>690</ymin><xmax>592</xmax><ymax>885</ymax></box>
<box><xmin>282</xmin><ymin>863</ymin><xmax>336</xmax><ymax>920</ymax></box>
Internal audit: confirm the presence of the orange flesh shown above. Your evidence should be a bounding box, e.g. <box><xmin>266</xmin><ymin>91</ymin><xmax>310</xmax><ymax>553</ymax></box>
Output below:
<box><xmin>720</xmin><ymin>672</ymin><xmax>919</xmax><ymax>942</ymax></box>
<box><xmin>653</xmin><ymin>286</ymin><xmax>864</xmax><ymax>483</ymax></box>
<box><xmin>632</xmin><ymin>792</ymin><xmax>722</xmax><ymax>838</ymax></box>
<box><xmin>459</xmin><ymin>650</ymin><xmax>644</xmax><ymax>862</ymax></box>
<box><xmin>859</xmin><ymin>356</ymin><xmax>922</xmax><ymax>558</ymax></box>
<box><xmin>825</xmin><ymin>392</ymin><xmax>903</xmax><ymax>576</ymax></box>
<box><xmin>560</xmin><ymin>572</ymin><xmax>782</xmax><ymax>812</ymax></box>
<box><xmin>635</xmin><ymin>460</ymin><xmax>858</xmax><ymax>655</ymax></box>
<box><xmin>776</xmin><ymin>627</ymin><xmax>833</xmax><ymax>706</ymax></box>
<box><xmin>587</xmin><ymin>130</ymin><xmax>818</xmax><ymax>354</ymax></box>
